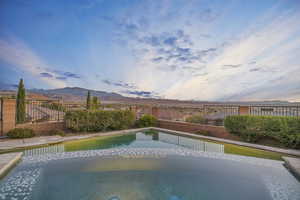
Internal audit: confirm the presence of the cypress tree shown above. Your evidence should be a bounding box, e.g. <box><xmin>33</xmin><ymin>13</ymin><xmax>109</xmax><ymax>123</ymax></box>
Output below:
<box><xmin>92</xmin><ymin>96</ymin><xmax>99</xmax><ymax>110</ymax></box>
<box><xmin>86</xmin><ymin>91</ymin><xmax>91</xmax><ymax>110</ymax></box>
<box><xmin>16</xmin><ymin>79</ymin><xmax>26</xmax><ymax>124</ymax></box>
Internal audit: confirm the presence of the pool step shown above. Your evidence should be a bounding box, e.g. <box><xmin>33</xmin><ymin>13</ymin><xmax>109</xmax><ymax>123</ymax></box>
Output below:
<box><xmin>0</xmin><ymin>152</ymin><xmax>22</xmax><ymax>179</ymax></box>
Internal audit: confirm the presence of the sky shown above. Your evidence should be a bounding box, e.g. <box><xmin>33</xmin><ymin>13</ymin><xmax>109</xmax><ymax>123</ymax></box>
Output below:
<box><xmin>0</xmin><ymin>0</ymin><xmax>300</xmax><ymax>101</ymax></box>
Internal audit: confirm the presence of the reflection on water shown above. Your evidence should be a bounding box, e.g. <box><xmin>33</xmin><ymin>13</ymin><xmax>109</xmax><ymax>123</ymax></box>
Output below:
<box><xmin>23</xmin><ymin>131</ymin><xmax>224</xmax><ymax>157</ymax></box>
<box><xmin>24</xmin><ymin>145</ymin><xmax>65</xmax><ymax>156</ymax></box>
<box><xmin>157</xmin><ymin>132</ymin><xmax>224</xmax><ymax>153</ymax></box>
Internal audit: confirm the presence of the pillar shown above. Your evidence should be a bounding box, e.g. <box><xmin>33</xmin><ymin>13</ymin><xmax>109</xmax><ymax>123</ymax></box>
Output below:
<box><xmin>239</xmin><ymin>106</ymin><xmax>250</xmax><ymax>115</ymax></box>
<box><xmin>152</xmin><ymin>106</ymin><xmax>159</xmax><ymax>118</ymax></box>
<box><xmin>1</xmin><ymin>99</ymin><xmax>16</xmax><ymax>135</ymax></box>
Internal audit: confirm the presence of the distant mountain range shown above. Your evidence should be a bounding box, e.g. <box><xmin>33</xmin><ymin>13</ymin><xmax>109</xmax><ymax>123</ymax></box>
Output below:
<box><xmin>28</xmin><ymin>87</ymin><xmax>127</xmax><ymax>102</ymax></box>
<box><xmin>0</xmin><ymin>84</ymin><xmax>298</xmax><ymax>106</ymax></box>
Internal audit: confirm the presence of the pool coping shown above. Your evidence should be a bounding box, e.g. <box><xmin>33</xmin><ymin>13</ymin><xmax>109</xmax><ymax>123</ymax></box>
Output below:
<box><xmin>0</xmin><ymin>152</ymin><xmax>23</xmax><ymax>179</ymax></box>
<box><xmin>283</xmin><ymin>157</ymin><xmax>300</xmax><ymax>180</ymax></box>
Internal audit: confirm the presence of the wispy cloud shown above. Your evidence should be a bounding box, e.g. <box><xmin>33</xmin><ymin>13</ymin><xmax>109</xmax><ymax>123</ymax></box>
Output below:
<box><xmin>0</xmin><ymin>37</ymin><xmax>67</xmax><ymax>88</ymax></box>
<box><xmin>121</xmin><ymin>89</ymin><xmax>160</xmax><ymax>98</ymax></box>
<box><xmin>102</xmin><ymin>79</ymin><xmax>137</xmax><ymax>89</ymax></box>
<box><xmin>1</xmin><ymin>1</ymin><xmax>299</xmax><ymax>101</ymax></box>
<box><xmin>164</xmin><ymin>6</ymin><xmax>300</xmax><ymax>101</ymax></box>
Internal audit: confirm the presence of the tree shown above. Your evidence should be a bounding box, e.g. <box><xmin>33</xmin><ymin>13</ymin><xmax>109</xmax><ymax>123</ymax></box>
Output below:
<box><xmin>16</xmin><ymin>79</ymin><xmax>26</xmax><ymax>124</ymax></box>
<box><xmin>86</xmin><ymin>91</ymin><xmax>91</xmax><ymax>110</ymax></box>
<box><xmin>92</xmin><ymin>96</ymin><xmax>99</xmax><ymax>110</ymax></box>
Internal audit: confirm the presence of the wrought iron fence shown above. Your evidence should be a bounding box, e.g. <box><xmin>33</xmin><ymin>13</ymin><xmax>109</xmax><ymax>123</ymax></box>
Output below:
<box><xmin>249</xmin><ymin>105</ymin><xmax>300</xmax><ymax>117</ymax></box>
<box><xmin>203</xmin><ymin>104</ymin><xmax>300</xmax><ymax>118</ymax></box>
<box><xmin>203</xmin><ymin>104</ymin><xmax>239</xmax><ymax>119</ymax></box>
<box><xmin>24</xmin><ymin>100</ymin><xmax>84</xmax><ymax>123</ymax></box>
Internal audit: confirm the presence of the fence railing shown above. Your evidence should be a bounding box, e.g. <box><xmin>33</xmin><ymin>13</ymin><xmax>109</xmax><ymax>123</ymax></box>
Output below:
<box><xmin>203</xmin><ymin>104</ymin><xmax>300</xmax><ymax>118</ymax></box>
<box><xmin>20</xmin><ymin>100</ymin><xmax>300</xmax><ymax>125</ymax></box>
<box><xmin>250</xmin><ymin>105</ymin><xmax>300</xmax><ymax>117</ymax></box>
<box><xmin>24</xmin><ymin>100</ymin><xmax>85</xmax><ymax>123</ymax></box>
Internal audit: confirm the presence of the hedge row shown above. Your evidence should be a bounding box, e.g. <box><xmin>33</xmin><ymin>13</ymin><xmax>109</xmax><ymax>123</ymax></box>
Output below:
<box><xmin>65</xmin><ymin>110</ymin><xmax>136</xmax><ymax>132</ymax></box>
<box><xmin>7</xmin><ymin>128</ymin><xmax>35</xmax><ymax>138</ymax></box>
<box><xmin>224</xmin><ymin>115</ymin><xmax>300</xmax><ymax>149</ymax></box>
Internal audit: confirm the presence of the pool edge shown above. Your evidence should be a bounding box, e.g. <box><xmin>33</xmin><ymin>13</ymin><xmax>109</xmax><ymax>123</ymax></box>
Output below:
<box><xmin>283</xmin><ymin>157</ymin><xmax>300</xmax><ymax>181</ymax></box>
<box><xmin>0</xmin><ymin>152</ymin><xmax>23</xmax><ymax>179</ymax></box>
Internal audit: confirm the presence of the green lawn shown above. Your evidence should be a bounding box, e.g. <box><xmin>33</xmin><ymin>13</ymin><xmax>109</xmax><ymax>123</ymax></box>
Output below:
<box><xmin>196</xmin><ymin>137</ymin><xmax>292</xmax><ymax>161</ymax></box>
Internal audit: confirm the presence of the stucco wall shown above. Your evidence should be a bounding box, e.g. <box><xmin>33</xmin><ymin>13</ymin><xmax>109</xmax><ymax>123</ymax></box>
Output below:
<box><xmin>1</xmin><ymin>99</ymin><xmax>16</xmax><ymax>136</ymax></box>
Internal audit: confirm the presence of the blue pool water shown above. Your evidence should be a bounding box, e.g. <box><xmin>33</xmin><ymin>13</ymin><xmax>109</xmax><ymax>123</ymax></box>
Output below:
<box><xmin>0</xmin><ymin>131</ymin><xmax>299</xmax><ymax>200</ymax></box>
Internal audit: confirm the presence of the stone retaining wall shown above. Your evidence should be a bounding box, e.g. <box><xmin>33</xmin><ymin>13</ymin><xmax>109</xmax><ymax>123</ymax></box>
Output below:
<box><xmin>157</xmin><ymin>119</ymin><xmax>238</xmax><ymax>140</ymax></box>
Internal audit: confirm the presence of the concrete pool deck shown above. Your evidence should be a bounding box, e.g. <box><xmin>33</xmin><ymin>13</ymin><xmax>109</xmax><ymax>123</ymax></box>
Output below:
<box><xmin>0</xmin><ymin>152</ymin><xmax>22</xmax><ymax>179</ymax></box>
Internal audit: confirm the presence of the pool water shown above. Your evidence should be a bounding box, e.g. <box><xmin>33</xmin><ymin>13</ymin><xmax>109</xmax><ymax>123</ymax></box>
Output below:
<box><xmin>24</xmin><ymin>131</ymin><xmax>225</xmax><ymax>156</ymax></box>
<box><xmin>1</xmin><ymin>131</ymin><xmax>300</xmax><ymax>200</ymax></box>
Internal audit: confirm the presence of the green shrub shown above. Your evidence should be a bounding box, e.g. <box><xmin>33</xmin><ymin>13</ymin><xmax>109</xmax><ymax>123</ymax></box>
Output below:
<box><xmin>196</xmin><ymin>130</ymin><xmax>211</xmax><ymax>136</ymax></box>
<box><xmin>224</xmin><ymin>115</ymin><xmax>300</xmax><ymax>148</ymax></box>
<box><xmin>143</xmin><ymin>129</ymin><xmax>159</xmax><ymax>135</ymax></box>
<box><xmin>49</xmin><ymin>129</ymin><xmax>66</xmax><ymax>136</ymax></box>
<box><xmin>65</xmin><ymin>110</ymin><xmax>135</xmax><ymax>132</ymax></box>
<box><xmin>7</xmin><ymin>128</ymin><xmax>35</xmax><ymax>139</ymax></box>
<box><xmin>136</xmin><ymin>114</ymin><xmax>157</xmax><ymax>128</ymax></box>
<box><xmin>185</xmin><ymin>114</ymin><xmax>207</xmax><ymax>124</ymax></box>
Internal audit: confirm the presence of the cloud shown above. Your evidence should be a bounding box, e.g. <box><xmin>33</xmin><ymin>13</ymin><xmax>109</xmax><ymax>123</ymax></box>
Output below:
<box><xmin>152</xmin><ymin>57</ymin><xmax>164</xmax><ymax>63</ymax></box>
<box><xmin>164</xmin><ymin>7</ymin><xmax>300</xmax><ymax>101</ymax></box>
<box><xmin>122</xmin><ymin>90</ymin><xmax>160</xmax><ymax>98</ymax></box>
<box><xmin>0</xmin><ymin>81</ymin><xmax>18</xmax><ymax>90</ymax></box>
<box><xmin>40</xmin><ymin>72</ymin><xmax>53</xmax><ymax>78</ymax></box>
<box><xmin>130</xmin><ymin>30</ymin><xmax>217</xmax><ymax>74</ymax></box>
<box><xmin>102</xmin><ymin>79</ymin><xmax>137</xmax><ymax>89</ymax></box>
<box><xmin>51</xmin><ymin>70</ymin><xmax>81</xmax><ymax>79</ymax></box>
<box><xmin>56</xmin><ymin>76</ymin><xmax>67</xmax><ymax>80</ymax></box>
<box><xmin>222</xmin><ymin>64</ymin><xmax>242</xmax><ymax>69</ymax></box>
<box><xmin>249</xmin><ymin>68</ymin><xmax>260</xmax><ymax>72</ymax></box>
<box><xmin>2</xmin><ymin>1</ymin><xmax>299</xmax><ymax>101</ymax></box>
<box><xmin>0</xmin><ymin>37</ymin><xmax>67</xmax><ymax>88</ymax></box>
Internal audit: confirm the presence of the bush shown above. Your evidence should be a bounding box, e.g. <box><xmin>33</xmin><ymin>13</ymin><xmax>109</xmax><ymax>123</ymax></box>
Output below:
<box><xmin>7</xmin><ymin>128</ymin><xmax>35</xmax><ymax>139</ymax></box>
<box><xmin>196</xmin><ymin>130</ymin><xmax>211</xmax><ymax>136</ymax></box>
<box><xmin>224</xmin><ymin>115</ymin><xmax>300</xmax><ymax>148</ymax></box>
<box><xmin>136</xmin><ymin>114</ymin><xmax>157</xmax><ymax>128</ymax></box>
<box><xmin>65</xmin><ymin>110</ymin><xmax>135</xmax><ymax>132</ymax></box>
<box><xmin>143</xmin><ymin>129</ymin><xmax>159</xmax><ymax>135</ymax></box>
<box><xmin>185</xmin><ymin>114</ymin><xmax>206</xmax><ymax>124</ymax></box>
<box><xmin>49</xmin><ymin>129</ymin><xmax>66</xmax><ymax>136</ymax></box>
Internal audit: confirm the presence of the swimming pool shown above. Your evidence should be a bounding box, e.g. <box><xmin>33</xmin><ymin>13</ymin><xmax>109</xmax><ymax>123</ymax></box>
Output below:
<box><xmin>1</xmin><ymin>131</ymin><xmax>299</xmax><ymax>200</ymax></box>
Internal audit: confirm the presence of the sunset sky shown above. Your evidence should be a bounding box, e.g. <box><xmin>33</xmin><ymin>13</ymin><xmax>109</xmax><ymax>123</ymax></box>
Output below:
<box><xmin>0</xmin><ymin>0</ymin><xmax>300</xmax><ymax>101</ymax></box>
